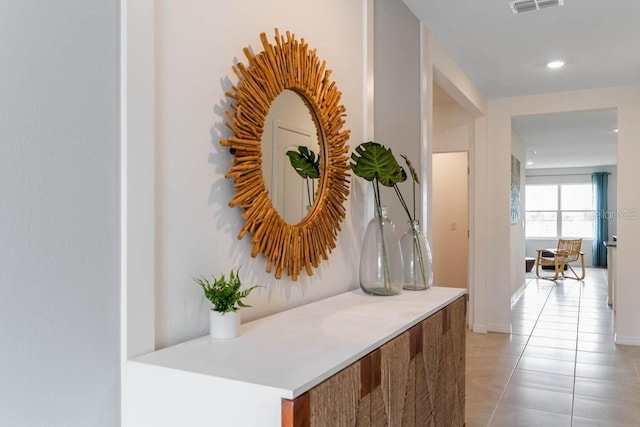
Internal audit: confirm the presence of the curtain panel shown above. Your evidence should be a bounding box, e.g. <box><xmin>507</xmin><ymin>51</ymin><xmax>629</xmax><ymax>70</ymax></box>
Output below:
<box><xmin>592</xmin><ymin>172</ymin><xmax>609</xmax><ymax>267</ymax></box>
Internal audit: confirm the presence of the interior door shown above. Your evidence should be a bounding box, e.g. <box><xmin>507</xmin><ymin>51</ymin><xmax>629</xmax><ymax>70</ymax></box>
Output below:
<box><xmin>432</xmin><ymin>152</ymin><xmax>469</xmax><ymax>289</ymax></box>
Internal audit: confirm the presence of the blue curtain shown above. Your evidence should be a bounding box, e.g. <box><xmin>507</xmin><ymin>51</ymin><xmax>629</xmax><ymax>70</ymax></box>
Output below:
<box><xmin>592</xmin><ymin>172</ymin><xmax>608</xmax><ymax>267</ymax></box>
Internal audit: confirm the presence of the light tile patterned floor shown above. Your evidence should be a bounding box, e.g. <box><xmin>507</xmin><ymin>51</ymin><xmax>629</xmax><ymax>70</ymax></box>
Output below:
<box><xmin>466</xmin><ymin>268</ymin><xmax>640</xmax><ymax>426</ymax></box>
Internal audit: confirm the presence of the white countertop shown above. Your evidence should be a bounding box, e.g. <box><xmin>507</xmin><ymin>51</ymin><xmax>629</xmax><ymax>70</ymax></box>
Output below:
<box><xmin>131</xmin><ymin>286</ymin><xmax>466</xmax><ymax>399</ymax></box>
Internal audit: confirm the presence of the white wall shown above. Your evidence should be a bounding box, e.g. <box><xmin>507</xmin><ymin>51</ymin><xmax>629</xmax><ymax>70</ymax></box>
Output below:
<box><xmin>148</xmin><ymin>0</ymin><xmax>368</xmax><ymax>348</ymax></box>
<box><xmin>510</xmin><ymin>132</ymin><xmax>526</xmax><ymax>297</ymax></box>
<box><xmin>433</xmin><ymin>102</ymin><xmax>473</xmax><ymax>153</ymax></box>
<box><xmin>0</xmin><ymin>2</ymin><xmax>119</xmax><ymax>426</ymax></box>
<box><xmin>487</xmin><ymin>87</ymin><xmax>640</xmax><ymax>344</ymax></box>
<box><xmin>373</xmin><ymin>0</ymin><xmax>421</xmax><ymax>229</ymax></box>
<box><xmin>422</xmin><ymin>30</ymin><xmax>489</xmax><ymax>332</ymax></box>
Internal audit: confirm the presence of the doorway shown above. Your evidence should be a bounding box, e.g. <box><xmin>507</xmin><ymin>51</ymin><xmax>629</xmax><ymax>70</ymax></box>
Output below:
<box><xmin>512</xmin><ymin>110</ymin><xmax>618</xmax><ymax>266</ymax></box>
<box><xmin>432</xmin><ymin>152</ymin><xmax>469</xmax><ymax>289</ymax></box>
<box><xmin>431</xmin><ymin>82</ymin><xmax>472</xmax><ymax>292</ymax></box>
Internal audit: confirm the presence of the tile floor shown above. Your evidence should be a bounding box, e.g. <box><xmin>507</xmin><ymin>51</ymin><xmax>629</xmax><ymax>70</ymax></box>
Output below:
<box><xmin>466</xmin><ymin>267</ymin><xmax>640</xmax><ymax>426</ymax></box>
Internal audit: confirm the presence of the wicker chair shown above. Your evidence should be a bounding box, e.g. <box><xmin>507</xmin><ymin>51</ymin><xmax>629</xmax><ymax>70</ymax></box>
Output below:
<box><xmin>535</xmin><ymin>238</ymin><xmax>585</xmax><ymax>281</ymax></box>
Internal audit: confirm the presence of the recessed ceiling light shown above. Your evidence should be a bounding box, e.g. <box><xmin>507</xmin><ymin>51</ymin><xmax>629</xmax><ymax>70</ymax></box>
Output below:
<box><xmin>613</xmin><ymin>128</ymin><xmax>619</xmax><ymax>133</ymax></box>
<box><xmin>526</xmin><ymin>161</ymin><xmax>534</xmax><ymax>166</ymax></box>
<box><xmin>547</xmin><ymin>60</ymin><xmax>565</xmax><ymax>69</ymax></box>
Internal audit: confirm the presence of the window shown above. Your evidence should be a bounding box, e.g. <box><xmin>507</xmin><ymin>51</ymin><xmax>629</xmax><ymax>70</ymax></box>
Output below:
<box><xmin>525</xmin><ymin>183</ymin><xmax>594</xmax><ymax>238</ymax></box>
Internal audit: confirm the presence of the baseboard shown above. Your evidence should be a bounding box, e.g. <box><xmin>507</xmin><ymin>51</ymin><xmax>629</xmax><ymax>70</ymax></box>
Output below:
<box><xmin>472</xmin><ymin>324</ymin><xmax>488</xmax><ymax>334</ymax></box>
<box><xmin>614</xmin><ymin>334</ymin><xmax>640</xmax><ymax>346</ymax></box>
<box><xmin>487</xmin><ymin>323</ymin><xmax>511</xmax><ymax>334</ymax></box>
<box><xmin>511</xmin><ymin>281</ymin><xmax>527</xmax><ymax>306</ymax></box>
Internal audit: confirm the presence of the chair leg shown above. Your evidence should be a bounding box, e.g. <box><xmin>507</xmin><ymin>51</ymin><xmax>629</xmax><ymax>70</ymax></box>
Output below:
<box><xmin>567</xmin><ymin>264</ymin><xmax>579</xmax><ymax>280</ymax></box>
<box><xmin>566</xmin><ymin>255</ymin><xmax>586</xmax><ymax>280</ymax></box>
<box><xmin>536</xmin><ymin>251</ymin><xmax>564</xmax><ymax>281</ymax></box>
<box><xmin>552</xmin><ymin>260</ymin><xmax>561</xmax><ymax>280</ymax></box>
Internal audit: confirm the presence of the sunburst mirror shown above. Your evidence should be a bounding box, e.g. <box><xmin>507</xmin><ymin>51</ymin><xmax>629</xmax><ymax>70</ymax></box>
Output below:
<box><xmin>221</xmin><ymin>29</ymin><xmax>350</xmax><ymax>280</ymax></box>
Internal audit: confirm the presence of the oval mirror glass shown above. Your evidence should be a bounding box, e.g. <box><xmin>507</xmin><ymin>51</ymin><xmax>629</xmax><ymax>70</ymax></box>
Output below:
<box><xmin>262</xmin><ymin>90</ymin><xmax>322</xmax><ymax>224</ymax></box>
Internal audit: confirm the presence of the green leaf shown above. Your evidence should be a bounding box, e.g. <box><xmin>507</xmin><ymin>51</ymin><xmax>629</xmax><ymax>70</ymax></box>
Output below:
<box><xmin>192</xmin><ymin>268</ymin><xmax>261</xmax><ymax>313</ymax></box>
<box><xmin>286</xmin><ymin>146</ymin><xmax>320</xmax><ymax>179</ymax></box>
<box><xmin>350</xmin><ymin>141</ymin><xmax>406</xmax><ymax>187</ymax></box>
<box><xmin>401</xmin><ymin>154</ymin><xmax>420</xmax><ymax>185</ymax></box>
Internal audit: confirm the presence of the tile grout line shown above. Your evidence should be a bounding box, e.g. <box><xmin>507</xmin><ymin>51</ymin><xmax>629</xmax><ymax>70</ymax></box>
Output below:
<box><xmin>469</xmin><ymin>270</ymin><xmax>632</xmax><ymax>426</ymax></box>
<box><xmin>569</xmin><ymin>280</ymin><xmax>584</xmax><ymax>425</ymax></box>
<box><xmin>485</xmin><ymin>277</ymin><xmax>557</xmax><ymax>426</ymax></box>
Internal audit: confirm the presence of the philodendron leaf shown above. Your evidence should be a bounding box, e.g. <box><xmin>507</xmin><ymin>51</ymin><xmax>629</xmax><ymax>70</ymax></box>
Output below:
<box><xmin>286</xmin><ymin>146</ymin><xmax>320</xmax><ymax>179</ymax></box>
<box><xmin>401</xmin><ymin>154</ymin><xmax>420</xmax><ymax>185</ymax></box>
<box><xmin>350</xmin><ymin>141</ymin><xmax>406</xmax><ymax>187</ymax></box>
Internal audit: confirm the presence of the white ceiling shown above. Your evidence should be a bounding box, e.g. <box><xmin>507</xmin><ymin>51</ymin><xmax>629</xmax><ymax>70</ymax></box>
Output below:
<box><xmin>403</xmin><ymin>0</ymin><xmax>640</xmax><ymax>98</ymax></box>
<box><xmin>405</xmin><ymin>0</ymin><xmax>637</xmax><ymax>169</ymax></box>
<box><xmin>512</xmin><ymin>110</ymin><xmax>617</xmax><ymax>169</ymax></box>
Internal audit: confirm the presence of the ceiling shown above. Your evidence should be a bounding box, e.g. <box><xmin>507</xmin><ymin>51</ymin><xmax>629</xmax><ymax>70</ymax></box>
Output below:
<box><xmin>512</xmin><ymin>110</ymin><xmax>617</xmax><ymax>169</ymax></box>
<box><xmin>405</xmin><ymin>0</ymin><xmax>638</xmax><ymax>169</ymax></box>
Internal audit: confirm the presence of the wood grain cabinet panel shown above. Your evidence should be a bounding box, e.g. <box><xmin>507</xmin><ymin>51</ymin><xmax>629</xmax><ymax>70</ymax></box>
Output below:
<box><xmin>308</xmin><ymin>362</ymin><xmax>361</xmax><ymax>427</ymax></box>
<box><xmin>416</xmin><ymin>310</ymin><xmax>443</xmax><ymax>427</ymax></box>
<box><xmin>282</xmin><ymin>296</ymin><xmax>466</xmax><ymax>427</ymax></box>
<box><xmin>448</xmin><ymin>296</ymin><xmax>466</xmax><ymax>427</ymax></box>
<box><xmin>375</xmin><ymin>330</ymin><xmax>413</xmax><ymax>427</ymax></box>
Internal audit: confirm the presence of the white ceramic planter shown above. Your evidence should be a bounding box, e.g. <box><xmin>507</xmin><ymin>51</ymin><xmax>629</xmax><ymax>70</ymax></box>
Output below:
<box><xmin>210</xmin><ymin>310</ymin><xmax>240</xmax><ymax>339</ymax></box>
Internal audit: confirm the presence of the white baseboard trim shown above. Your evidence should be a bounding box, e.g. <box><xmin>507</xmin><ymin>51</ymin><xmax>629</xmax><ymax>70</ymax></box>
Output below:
<box><xmin>511</xmin><ymin>281</ymin><xmax>527</xmax><ymax>306</ymax></box>
<box><xmin>472</xmin><ymin>324</ymin><xmax>488</xmax><ymax>334</ymax></box>
<box><xmin>487</xmin><ymin>324</ymin><xmax>511</xmax><ymax>334</ymax></box>
<box><xmin>615</xmin><ymin>334</ymin><xmax>640</xmax><ymax>346</ymax></box>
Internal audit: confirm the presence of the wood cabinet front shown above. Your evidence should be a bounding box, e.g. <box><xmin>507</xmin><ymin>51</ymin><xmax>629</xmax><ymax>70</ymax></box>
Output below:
<box><xmin>282</xmin><ymin>296</ymin><xmax>466</xmax><ymax>427</ymax></box>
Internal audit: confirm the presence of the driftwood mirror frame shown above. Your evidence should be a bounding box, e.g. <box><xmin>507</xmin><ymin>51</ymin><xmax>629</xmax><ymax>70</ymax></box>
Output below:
<box><xmin>221</xmin><ymin>29</ymin><xmax>350</xmax><ymax>280</ymax></box>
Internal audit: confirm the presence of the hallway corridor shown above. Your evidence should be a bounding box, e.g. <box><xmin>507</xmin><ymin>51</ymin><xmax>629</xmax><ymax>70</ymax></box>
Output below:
<box><xmin>465</xmin><ymin>268</ymin><xmax>640</xmax><ymax>426</ymax></box>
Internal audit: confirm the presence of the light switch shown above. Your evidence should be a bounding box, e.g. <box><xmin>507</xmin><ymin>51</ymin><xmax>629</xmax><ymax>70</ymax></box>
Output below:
<box><xmin>451</xmin><ymin>221</ymin><xmax>457</xmax><ymax>230</ymax></box>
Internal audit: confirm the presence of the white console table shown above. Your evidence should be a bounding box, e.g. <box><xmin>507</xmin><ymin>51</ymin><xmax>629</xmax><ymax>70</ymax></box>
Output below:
<box><xmin>124</xmin><ymin>287</ymin><xmax>467</xmax><ymax>427</ymax></box>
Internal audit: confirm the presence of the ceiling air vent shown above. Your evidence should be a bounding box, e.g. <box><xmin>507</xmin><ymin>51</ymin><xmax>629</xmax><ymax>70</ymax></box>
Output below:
<box><xmin>509</xmin><ymin>0</ymin><xmax>564</xmax><ymax>14</ymax></box>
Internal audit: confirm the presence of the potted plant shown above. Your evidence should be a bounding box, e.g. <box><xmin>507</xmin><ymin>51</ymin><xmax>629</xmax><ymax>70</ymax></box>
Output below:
<box><xmin>394</xmin><ymin>155</ymin><xmax>433</xmax><ymax>290</ymax></box>
<box><xmin>350</xmin><ymin>141</ymin><xmax>406</xmax><ymax>295</ymax></box>
<box><xmin>193</xmin><ymin>268</ymin><xmax>260</xmax><ymax>339</ymax></box>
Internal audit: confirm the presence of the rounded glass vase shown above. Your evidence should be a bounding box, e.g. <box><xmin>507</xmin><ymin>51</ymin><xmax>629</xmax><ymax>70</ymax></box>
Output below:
<box><xmin>359</xmin><ymin>206</ymin><xmax>403</xmax><ymax>296</ymax></box>
<box><xmin>400</xmin><ymin>220</ymin><xmax>433</xmax><ymax>291</ymax></box>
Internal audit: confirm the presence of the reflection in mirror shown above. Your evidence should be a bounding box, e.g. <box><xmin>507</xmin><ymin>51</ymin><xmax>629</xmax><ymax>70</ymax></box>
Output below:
<box><xmin>262</xmin><ymin>90</ymin><xmax>321</xmax><ymax>224</ymax></box>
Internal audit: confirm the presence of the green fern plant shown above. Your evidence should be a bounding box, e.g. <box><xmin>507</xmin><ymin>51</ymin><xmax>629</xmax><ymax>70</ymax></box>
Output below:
<box><xmin>193</xmin><ymin>268</ymin><xmax>260</xmax><ymax>313</ymax></box>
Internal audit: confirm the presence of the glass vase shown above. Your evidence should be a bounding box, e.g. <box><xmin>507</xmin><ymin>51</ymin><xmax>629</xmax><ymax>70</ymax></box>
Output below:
<box><xmin>359</xmin><ymin>206</ymin><xmax>403</xmax><ymax>296</ymax></box>
<box><xmin>400</xmin><ymin>220</ymin><xmax>433</xmax><ymax>291</ymax></box>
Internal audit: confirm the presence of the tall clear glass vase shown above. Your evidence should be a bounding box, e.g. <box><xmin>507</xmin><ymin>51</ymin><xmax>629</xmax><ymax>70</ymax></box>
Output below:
<box><xmin>359</xmin><ymin>206</ymin><xmax>403</xmax><ymax>296</ymax></box>
<box><xmin>400</xmin><ymin>220</ymin><xmax>433</xmax><ymax>291</ymax></box>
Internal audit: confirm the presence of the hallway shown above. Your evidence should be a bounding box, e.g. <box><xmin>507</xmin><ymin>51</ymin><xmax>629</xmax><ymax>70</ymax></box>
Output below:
<box><xmin>466</xmin><ymin>268</ymin><xmax>640</xmax><ymax>426</ymax></box>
